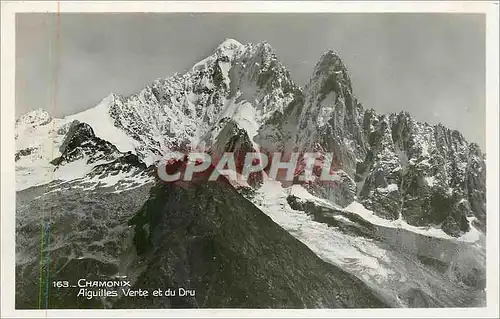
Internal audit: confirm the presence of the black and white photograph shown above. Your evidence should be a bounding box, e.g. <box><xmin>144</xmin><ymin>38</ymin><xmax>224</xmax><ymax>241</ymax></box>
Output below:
<box><xmin>1</xmin><ymin>1</ymin><xmax>499</xmax><ymax>318</ymax></box>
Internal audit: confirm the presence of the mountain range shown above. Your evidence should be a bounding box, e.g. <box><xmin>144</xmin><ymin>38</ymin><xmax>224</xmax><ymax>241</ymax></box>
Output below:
<box><xmin>15</xmin><ymin>39</ymin><xmax>486</xmax><ymax>309</ymax></box>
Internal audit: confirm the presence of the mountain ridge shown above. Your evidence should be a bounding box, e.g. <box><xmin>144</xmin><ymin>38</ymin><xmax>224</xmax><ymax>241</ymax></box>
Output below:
<box><xmin>15</xmin><ymin>38</ymin><xmax>487</xmax><ymax>309</ymax></box>
<box><xmin>15</xmin><ymin>38</ymin><xmax>486</xmax><ymax>237</ymax></box>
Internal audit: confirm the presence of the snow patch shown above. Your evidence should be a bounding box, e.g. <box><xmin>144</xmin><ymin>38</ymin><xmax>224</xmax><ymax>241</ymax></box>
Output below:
<box><xmin>425</xmin><ymin>176</ymin><xmax>436</xmax><ymax>187</ymax></box>
<box><xmin>67</xmin><ymin>95</ymin><xmax>137</xmax><ymax>154</ymax></box>
<box><xmin>250</xmin><ymin>180</ymin><xmax>395</xmax><ymax>285</ymax></box>
<box><xmin>221</xmin><ymin>97</ymin><xmax>260</xmax><ymax>139</ymax></box>
<box><xmin>53</xmin><ymin>158</ymin><xmax>94</xmax><ymax>181</ymax></box>
<box><xmin>317</xmin><ymin>91</ymin><xmax>336</xmax><ymax>127</ymax></box>
<box><xmin>16</xmin><ymin>164</ymin><xmax>55</xmax><ymax>191</ymax></box>
<box><xmin>218</xmin><ymin>61</ymin><xmax>231</xmax><ymax>88</ymax></box>
<box><xmin>15</xmin><ymin>114</ymin><xmax>69</xmax><ymax>191</ymax></box>
<box><xmin>332</xmin><ymin>215</ymin><xmax>355</xmax><ymax>224</ymax></box>
<box><xmin>192</xmin><ymin>55</ymin><xmax>216</xmax><ymax>71</ymax></box>
<box><xmin>460</xmin><ymin>216</ymin><xmax>482</xmax><ymax>242</ymax></box>
<box><xmin>216</xmin><ymin>38</ymin><xmax>245</xmax><ymax>59</ymax></box>
<box><xmin>376</xmin><ymin>183</ymin><xmax>399</xmax><ymax>193</ymax></box>
<box><xmin>289</xmin><ymin>184</ymin><xmax>336</xmax><ymax>208</ymax></box>
<box><xmin>345</xmin><ymin>201</ymin><xmax>481</xmax><ymax>243</ymax></box>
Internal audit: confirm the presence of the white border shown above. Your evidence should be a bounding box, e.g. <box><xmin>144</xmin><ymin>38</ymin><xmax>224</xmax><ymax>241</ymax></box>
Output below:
<box><xmin>1</xmin><ymin>1</ymin><xmax>499</xmax><ymax>318</ymax></box>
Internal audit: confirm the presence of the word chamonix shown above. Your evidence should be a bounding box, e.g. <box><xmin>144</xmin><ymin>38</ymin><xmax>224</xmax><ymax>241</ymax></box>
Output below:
<box><xmin>157</xmin><ymin>152</ymin><xmax>342</xmax><ymax>183</ymax></box>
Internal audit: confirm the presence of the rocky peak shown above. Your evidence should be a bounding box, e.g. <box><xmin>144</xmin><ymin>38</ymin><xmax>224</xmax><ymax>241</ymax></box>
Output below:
<box><xmin>316</xmin><ymin>50</ymin><xmax>347</xmax><ymax>72</ymax></box>
<box><xmin>15</xmin><ymin>108</ymin><xmax>52</xmax><ymax>128</ymax></box>
<box><xmin>356</xmin><ymin>107</ymin><xmax>486</xmax><ymax>236</ymax></box>
<box><xmin>52</xmin><ymin>120</ymin><xmax>122</xmax><ymax>166</ymax></box>
<box><xmin>229</xmin><ymin>41</ymin><xmax>299</xmax><ymax>101</ymax></box>
<box><xmin>283</xmin><ymin>50</ymin><xmax>367</xmax><ymax>174</ymax></box>
<box><xmin>250</xmin><ymin>45</ymin><xmax>485</xmax><ymax>237</ymax></box>
<box><xmin>100</xmin><ymin>38</ymin><xmax>301</xmax><ymax>166</ymax></box>
<box><xmin>310</xmin><ymin>50</ymin><xmax>352</xmax><ymax>97</ymax></box>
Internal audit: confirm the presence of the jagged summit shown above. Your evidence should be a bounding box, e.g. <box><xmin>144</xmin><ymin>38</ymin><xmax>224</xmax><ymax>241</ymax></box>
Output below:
<box><xmin>314</xmin><ymin>50</ymin><xmax>348</xmax><ymax>74</ymax></box>
<box><xmin>306</xmin><ymin>49</ymin><xmax>352</xmax><ymax>96</ymax></box>
<box><xmin>320</xmin><ymin>49</ymin><xmax>344</xmax><ymax>62</ymax></box>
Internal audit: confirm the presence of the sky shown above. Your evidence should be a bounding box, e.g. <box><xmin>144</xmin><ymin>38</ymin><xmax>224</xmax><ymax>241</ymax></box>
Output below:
<box><xmin>16</xmin><ymin>13</ymin><xmax>485</xmax><ymax>148</ymax></box>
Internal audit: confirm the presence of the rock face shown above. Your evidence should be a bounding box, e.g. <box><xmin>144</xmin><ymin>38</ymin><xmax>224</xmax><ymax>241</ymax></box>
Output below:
<box><xmin>253</xmin><ymin>47</ymin><xmax>486</xmax><ymax>237</ymax></box>
<box><xmin>356</xmin><ymin>113</ymin><xmax>486</xmax><ymax>236</ymax></box>
<box><xmin>103</xmin><ymin>39</ymin><xmax>299</xmax><ymax>165</ymax></box>
<box><xmin>119</xmin><ymin>179</ymin><xmax>387</xmax><ymax>308</ymax></box>
<box><xmin>52</xmin><ymin>120</ymin><xmax>122</xmax><ymax>166</ymax></box>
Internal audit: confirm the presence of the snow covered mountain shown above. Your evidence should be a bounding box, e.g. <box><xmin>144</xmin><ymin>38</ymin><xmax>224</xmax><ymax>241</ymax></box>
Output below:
<box><xmin>15</xmin><ymin>38</ymin><xmax>486</xmax><ymax>309</ymax></box>
<box><xmin>254</xmin><ymin>47</ymin><xmax>486</xmax><ymax>238</ymax></box>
